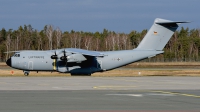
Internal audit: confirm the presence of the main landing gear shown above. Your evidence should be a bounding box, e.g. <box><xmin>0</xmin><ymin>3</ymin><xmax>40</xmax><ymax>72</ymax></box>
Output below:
<box><xmin>70</xmin><ymin>73</ymin><xmax>91</xmax><ymax>76</ymax></box>
<box><xmin>23</xmin><ymin>71</ymin><xmax>30</xmax><ymax>76</ymax></box>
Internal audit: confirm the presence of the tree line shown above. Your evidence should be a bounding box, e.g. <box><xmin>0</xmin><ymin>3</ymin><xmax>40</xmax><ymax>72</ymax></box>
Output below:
<box><xmin>0</xmin><ymin>25</ymin><xmax>200</xmax><ymax>62</ymax></box>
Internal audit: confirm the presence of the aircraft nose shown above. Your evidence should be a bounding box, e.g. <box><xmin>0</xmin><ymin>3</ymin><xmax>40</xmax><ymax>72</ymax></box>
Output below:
<box><xmin>6</xmin><ymin>58</ymin><xmax>12</xmax><ymax>67</ymax></box>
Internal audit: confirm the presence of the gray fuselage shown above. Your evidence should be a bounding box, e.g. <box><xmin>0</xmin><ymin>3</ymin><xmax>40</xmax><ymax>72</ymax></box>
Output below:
<box><xmin>8</xmin><ymin>49</ymin><xmax>163</xmax><ymax>75</ymax></box>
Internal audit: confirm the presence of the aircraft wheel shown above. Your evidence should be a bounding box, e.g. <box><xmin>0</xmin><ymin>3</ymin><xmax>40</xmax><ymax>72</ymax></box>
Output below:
<box><xmin>24</xmin><ymin>72</ymin><xmax>29</xmax><ymax>76</ymax></box>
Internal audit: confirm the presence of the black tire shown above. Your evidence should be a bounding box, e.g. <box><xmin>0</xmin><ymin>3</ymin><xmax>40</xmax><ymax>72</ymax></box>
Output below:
<box><xmin>24</xmin><ymin>72</ymin><xmax>29</xmax><ymax>76</ymax></box>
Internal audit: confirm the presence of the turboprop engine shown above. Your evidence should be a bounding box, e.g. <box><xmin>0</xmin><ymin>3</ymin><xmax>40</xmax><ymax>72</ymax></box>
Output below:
<box><xmin>67</xmin><ymin>53</ymin><xmax>87</xmax><ymax>62</ymax></box>
<box><xmin>56</xmin><ymin>53</ymin><xmax>87</xmax><ymax>73</ymax></box>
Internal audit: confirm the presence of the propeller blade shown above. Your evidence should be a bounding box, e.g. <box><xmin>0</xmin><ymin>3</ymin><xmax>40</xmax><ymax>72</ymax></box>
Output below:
<box><xmin>51</xmin><ymin>51</ymin><xmax>58</xmax><ymax>59</ymax></box>
<box><xmin>65</xmin><ymin>60</ymin><xmax>67</xmax><ymax>66</ymax></box>
<box><xmin>63</xmin><ymin>49</ymin><xmax>68</xmax><ymax>67</ymax></box>
<box><xmin>64</xmin><ymin>50</ymin><xmax>66</xmax><ymax>57</ymax></box>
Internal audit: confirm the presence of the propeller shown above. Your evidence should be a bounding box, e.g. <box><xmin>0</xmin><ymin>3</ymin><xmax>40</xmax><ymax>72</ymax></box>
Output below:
<box><xmin>60</xmin><ymin>50</ymin><xmax>68</xmax><ymax>69</ymax></box>
<box><xmin>51</xmin><ymin>51</ymin><xmax>58</xmax><ymax>71</ymax></box>
<box><xmin>51</xmin><ymin>51</ymin><xmax>58</xmax><ymax>59</ymax></box>
<box><xmin>51</xmin><ymin>50</ymin><xmax>69</xmax><ymax>71</ymax></box>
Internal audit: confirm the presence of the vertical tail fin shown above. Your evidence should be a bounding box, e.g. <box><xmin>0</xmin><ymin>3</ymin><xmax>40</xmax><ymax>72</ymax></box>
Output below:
<box><xmin>136</xmin><ymin>18</ymin><xmax>189</xmax><ymax>50</ymax></box>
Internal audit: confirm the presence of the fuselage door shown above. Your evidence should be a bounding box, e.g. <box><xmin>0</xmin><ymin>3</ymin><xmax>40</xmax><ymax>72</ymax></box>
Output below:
<box><xmin>28</xmin><ymin>61</ymin><xmax>33</xmax><ymax>70</ymax></box>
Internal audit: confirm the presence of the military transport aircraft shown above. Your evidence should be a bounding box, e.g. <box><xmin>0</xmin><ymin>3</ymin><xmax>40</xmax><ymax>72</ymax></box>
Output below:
<box><xmin>6</xmin><ymin>18</ymin><xmax>189</xmax><ymax>76</ymax></box>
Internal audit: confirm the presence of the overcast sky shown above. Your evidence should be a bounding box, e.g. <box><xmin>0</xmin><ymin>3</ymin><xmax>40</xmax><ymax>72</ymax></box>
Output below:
<box><xmin>0</xmin><ymin>0</ymin><xmax>199</xmax><ymax>33</ymax></box>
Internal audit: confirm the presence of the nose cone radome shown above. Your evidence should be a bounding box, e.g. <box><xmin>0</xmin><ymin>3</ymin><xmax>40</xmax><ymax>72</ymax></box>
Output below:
<box><xmin>6</xmin><ymin>58</ymin><xmax>11</xmax><ymax>67</ymax></box>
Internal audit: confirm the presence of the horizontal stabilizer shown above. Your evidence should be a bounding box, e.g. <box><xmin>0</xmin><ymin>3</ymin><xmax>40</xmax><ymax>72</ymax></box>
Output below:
<box><xmin>156</xmin><ymin>21</ymin><xmax>190</xmax><ymax>24</ymax></box>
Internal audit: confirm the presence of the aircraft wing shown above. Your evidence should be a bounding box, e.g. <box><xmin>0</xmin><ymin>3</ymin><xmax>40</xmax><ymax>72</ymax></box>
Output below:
<box><xmin>65</xmin><ymin>48</ymin><xmax>105</xmax><ymax>57</ymax></box>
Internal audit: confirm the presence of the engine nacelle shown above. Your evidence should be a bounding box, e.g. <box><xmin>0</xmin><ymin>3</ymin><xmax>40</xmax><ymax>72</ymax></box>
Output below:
<box><xmin>51</xmin><ymin>55</ymin><xmax>58</xmax><ymax>59</ymax></box>
<box><xmin>60</xmin><ymin>56</ymin><xmax>67</xmax><ymax>61</ymax></box>
<box><xmin>67</xmin><ymin>54</ymin><xmax>86</xmax><ymax>62</ymax></box>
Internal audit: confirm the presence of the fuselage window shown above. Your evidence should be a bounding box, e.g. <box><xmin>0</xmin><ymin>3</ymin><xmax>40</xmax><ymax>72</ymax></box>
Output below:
<box><xmin>13</xmin><ymin>54</ymin><xmax>20</xmax><ymax>57</ymax></box>
<box><xmin>12</xmin><ymin>54</ymin><xmax>16</xmax><ymax>57</ymax></box>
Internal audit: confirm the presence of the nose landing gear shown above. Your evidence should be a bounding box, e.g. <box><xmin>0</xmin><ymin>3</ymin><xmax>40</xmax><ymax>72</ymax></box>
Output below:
<box><xmin>23</xmin><ymin>71</ymin><xmax>30</xmax><ymax>76</ymax></box>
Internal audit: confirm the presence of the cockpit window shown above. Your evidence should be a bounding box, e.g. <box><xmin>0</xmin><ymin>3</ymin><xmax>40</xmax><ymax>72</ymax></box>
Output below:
<box><xmin>12</xmin><ymin>54</ymin><xmax>20</xmax><ymax>57</ymax></box>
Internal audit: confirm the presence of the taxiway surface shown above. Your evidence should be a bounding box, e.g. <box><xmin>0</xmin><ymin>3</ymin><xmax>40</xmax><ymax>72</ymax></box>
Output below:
<box><xmin>0</xmin><ymin>77</ymin><xmax>200</xmax><ymax>112</ymax></box>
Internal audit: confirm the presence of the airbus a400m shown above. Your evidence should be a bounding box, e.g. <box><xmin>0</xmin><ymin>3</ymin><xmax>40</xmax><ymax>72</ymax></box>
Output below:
<box><xmin>6</xmin><ymin>18</ymin><xmax>189</xmax><ymax>76</ymax></box>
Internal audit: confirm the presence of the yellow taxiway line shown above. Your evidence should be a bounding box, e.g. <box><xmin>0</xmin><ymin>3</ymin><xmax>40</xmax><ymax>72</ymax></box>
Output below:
<box><xmin>151</xmin><ymin>90</ymin><xmax>200</xmax><ymax>98</ymax></box>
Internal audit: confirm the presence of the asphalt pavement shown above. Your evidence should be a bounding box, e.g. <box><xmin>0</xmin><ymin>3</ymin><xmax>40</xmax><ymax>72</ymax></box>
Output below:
<box><xmin>0</xmin><ymin>77</ymin><xmax>200</xmax><ymax>112</ymax></box>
